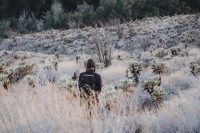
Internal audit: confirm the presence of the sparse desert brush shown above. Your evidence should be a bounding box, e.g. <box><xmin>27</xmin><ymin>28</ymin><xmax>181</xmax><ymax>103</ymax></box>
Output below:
<box><xmin>118</xmin><ymin>78</ymin><xmax>134</xmax><ymax>92</ymax></box>
<box><xmin>155</xmin><ymin>48</ymin><xmax>169</xmax><ymax>58</ymax></box>
<box><xmin>0</xmin><ymin>63</ymin><xmax>34</xmax><ymax>89</ymax></box>
<box><xmin>56</xmin><ymin>75</ymin><xmax>77</xmax><ymax>91</ymax></box>
<box><xmin>56</xmin><ymin>75</ymin><xmax>78</xmax><ymax>99</ymax></box>
<box><xmin>25</xmin><ymin>75</ymin><xmax>36</xmax><ymax>88</ymax></box>
<box><xmin>101</xmin><ymin>85</ymin><xmax>121</xmax><ymax>110</ymax></box>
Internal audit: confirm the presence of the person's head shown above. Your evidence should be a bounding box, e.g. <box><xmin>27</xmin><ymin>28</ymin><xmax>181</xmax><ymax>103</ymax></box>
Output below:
<box><xmin>86</xmin><ymin>59</ymin><xmax>96</xmax><ymax>71</ymax></box>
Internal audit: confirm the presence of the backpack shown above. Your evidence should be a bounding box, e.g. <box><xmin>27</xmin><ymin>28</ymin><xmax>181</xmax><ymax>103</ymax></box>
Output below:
<box><xmin>80</xmin><ymin>74</ymin><xmax>96</xmax><ymax>95</ymax></box>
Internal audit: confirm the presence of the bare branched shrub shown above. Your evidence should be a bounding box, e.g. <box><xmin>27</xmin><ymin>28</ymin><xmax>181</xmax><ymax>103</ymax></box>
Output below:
<box><xmin>91</xmin><ymin>30</ymin><xmax>113</xmax><ymax>67</ymax></box>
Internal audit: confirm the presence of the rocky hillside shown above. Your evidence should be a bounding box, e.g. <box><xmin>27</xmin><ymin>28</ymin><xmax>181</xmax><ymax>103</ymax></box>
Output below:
<box><xmin>0</xmin><ymin>14</ymin><xmax>200</xmax><ymax>56</ymax></box>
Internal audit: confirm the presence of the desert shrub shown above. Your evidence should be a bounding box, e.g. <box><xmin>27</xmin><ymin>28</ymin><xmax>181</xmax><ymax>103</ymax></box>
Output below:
<box><xmin>142</xmin><ymin>76</ymin><xmax>161</xmax><ymax>94</ymax></box>
<box><xmin>68</xmin><ymin>11</ymin><xmax>83</xmax><ymax>28</ymax></box>
<box><xmin>76</xmin><ymin>3</ymin><xmax>95</xmax><ymax>26</ymax></box>
<box><xmin>17</xmin><ymin>12</ymin><xmax>43</xmax><ymax>33</ymax></box>
<box><xmin>0</xmin><ymin>63</ymin><xmax>34</xmax><ymax>89</ymax></box>
<box><xmin>25</xmin><ymin>75</ymin><xmax>36</xmax><ymax>88</ymax></box>
<box><xmin>52</xmin><ymin>59</ymin><xmax>58</xmax><ymax>71</ymax></box>
<box><xmin>170</xmin><ymin>47</ymin><xmax>182</xmax><ymax>56</ymax></box>
<box><xmin>43</xmin><ymin>11</ymin><xmax>55</xmax><ymax>29</ymax></box>
<box><xmin>44</xmin><ymin>1</ymin><xmax>68</xmax><ymax>29</ymax></box>
<box><xmin>151</xmin><ymin>86</ymin><xmax>166</xmax><ymax>102</ymax></box>
<box><xmin>8</xmin><ymin>63</ymin><xmax>34</xmax><ymax>82</ymax></box>
<box><xmin>155</xmin><ymin>48</ymin><xmax>169</xmax><ymax>58</ymax></box>
<box><xmin>56</xmin><ymin>75</ymin><xmax>77</xmax><ymax>91</ymax></box>
<box><xmin>118</xmin><ymin>78</ymin><xmax>134</xmax><ymax>92</ymax></box>
<box><xmin>190</xmin><ymin>62</ymin><xmax>200</xmax><ymax>76</ymax></box>
<box><xmin>128</xmin><ymin>62</ymin><xmax>143</xmax><ymax>83</ymax></box>
<box><xmin>91</xmin><ymin>30</ymin><xmax>113</xmax><ymax>67</ymax></box>
<box><xmin>0</xmin><ymin>63</ymin><xmax>5</xmax><ymax>72</ymax></box>
<box><xmin>101</xmin><ymin>85</ymin><xmax>121</xmax><ymax>110</ymax></box>
<box><xmin>129</xmin><ymin>62</ymin><xmax>143</xmax><ymax>73</ymax></box>
<box><xmin>152</xmin><ymin>62</ymin><xmax>165</xmax><ymax>75</ymax></box>
<box><xmin>96</xmin><ymin>0</ymin><xmax>116</xmax><ymax>20</ymax></box>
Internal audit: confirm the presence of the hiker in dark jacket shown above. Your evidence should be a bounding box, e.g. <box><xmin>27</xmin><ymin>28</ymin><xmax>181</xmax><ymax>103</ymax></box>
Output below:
<box><xmin>79</xmin><ymin>59</ymin><xmax>102</xmax><ymax>104</ymax></box>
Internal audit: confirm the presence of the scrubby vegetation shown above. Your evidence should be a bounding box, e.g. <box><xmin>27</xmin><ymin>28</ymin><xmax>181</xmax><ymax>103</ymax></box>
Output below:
<box><xmin>0</xmin><ymin>0</ymin><xmax>200</xmax><ymax>38</ymax></box>
<box><xmin>0</xmin><ymin>13</ymin><xmax>200</xmax><ymax>132</ymax></box>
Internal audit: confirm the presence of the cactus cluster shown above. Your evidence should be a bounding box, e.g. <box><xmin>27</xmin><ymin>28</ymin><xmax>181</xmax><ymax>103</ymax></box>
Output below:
<box><xmin>151</xmin><ymin>86</ymin><xmax>166</xmax><ymax>102</ymax></box>
<box><xmin>118</xmin><ymin>78</ymin><xmax>134</xmax><ymax>92</ymax></box>
<box><xmin>142</xmin><ymin>76</ymin><xmax>165</xmax><ymax>105</ymax></box>
<box><xmin>142</xmin><ymin>76</ymin><xmax>161</xmax><ymax>94</ymax></box>
<box><xmin>101</xmin><ymin>85</ymin><xmax>121</xmax><ymax>110</ymax></box>
<box><xmin>128</xmin><ymin>62</ymin><xmax>143</xmax><ymax>84</ymax></box>
<box><xmin>56</xmin><ymin>75</ymin><xmax>77</xmax><ymax>91</ymax></box>
<box><xmin>129</xmin><ymin>62</ymin><xmax>143</xmax><ymax>73</ymax></box>
<box><xmin>0</xmin><ymin>63</ymin><xmax>34</xmax><ymax>89</ymax></box>
<box><xmin>152</xmin><ymin>62</ymin><xmax>165</xmax><ymax>75</ymax></box>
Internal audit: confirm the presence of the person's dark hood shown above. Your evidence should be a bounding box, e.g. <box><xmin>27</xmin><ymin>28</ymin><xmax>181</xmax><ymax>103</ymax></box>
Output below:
<box><xmin>86</xmin><ymin>68</ymin><xmax>95</xmax><ymax>74</ymax></box>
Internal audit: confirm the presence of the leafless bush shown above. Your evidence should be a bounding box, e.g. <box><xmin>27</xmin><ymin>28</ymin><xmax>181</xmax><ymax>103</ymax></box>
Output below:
<box><xmin>91</xmin><ymin>30</ymin><xmax>113</xmax><ymax>67</ymax></box>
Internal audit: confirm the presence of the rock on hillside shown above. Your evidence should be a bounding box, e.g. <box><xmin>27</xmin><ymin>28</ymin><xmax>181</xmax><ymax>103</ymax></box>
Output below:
<box><xmin>0</xmin><ymin>14</ymin><xmax>199</xmax><ymax>56</ymax></box>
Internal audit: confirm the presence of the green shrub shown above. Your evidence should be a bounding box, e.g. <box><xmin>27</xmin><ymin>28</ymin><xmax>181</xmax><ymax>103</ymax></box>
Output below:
<box><xmin>0</xmin><ymin>20</ymin><xmax>10</xmax><ymax>38</ymax></box>
<box><xmin>44</xmin><ymin>1</ymin><xmax>68</xmax><ymax>29</ymax></box>
<box><xmin>77</xmin><ymin>2</ymin><xmax>95</xmax><ymax>25</ymax></box>
<box><xmin>17</xmin><ymin>12</ymin><xmax>43</xmax><ymax>33</ymax></box>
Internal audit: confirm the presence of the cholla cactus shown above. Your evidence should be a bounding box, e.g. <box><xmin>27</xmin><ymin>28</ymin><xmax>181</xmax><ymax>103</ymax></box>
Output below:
<box><xmin>101</xmin><ymin>85</ymin><xmax>118</xmax><ymax>101</ymax></box>
<box><xmin>190</xmin><ymin>62</ymin><xmax>200</xmax><ymax>76</ymax></box>
<box><xmin>129</xmin><ymin>62</ymin><xmax>143</xmax><ymax>73</ymax></box>
<box><xmin>101</xmin><ymin>85</ymin><xmax>120</xmax><ymax>110</ymax></box>
<box><xmin>142</xmin><ymin>77</ymin><xmax>160</xmax><ymax>94</ymax></box>
<box><xmin>170</xmin><ymin>47</ymin><xmax>181</xmax><ymax>56</ymax></box>
<box><xmin>152</xmin><ymin>62</ymin><xmax>165</xmax><ymax>75</ymax></box>
<box><xmin>128</xmin><ymin>62</ymin><xmax>143</xmax><ymax>84</ymax></box>
<box><xmin>0</xmin><ymin>63</ymin><xmax>34</xmax><ymax>89</ymax></box>
<box><xmin>151</xmin><ymin>86</ymin><xmax>166</xmax><ymax>102</ymax></box>
<box><xmin>9</xmin><ymin>63</ymin><xmax>34</xmax><ymax>83</ymax></box>
<box><xmin>56</xmin><ymin>75</ymin><xmax>77</xmax><ymax>91</ymax></box>
<box><xmin>119</xmin><ymin>78</ymin><xmax>134</xmax><ymax>92</ymax></box>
